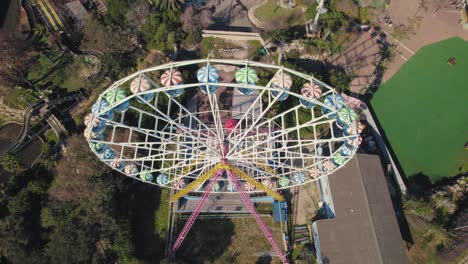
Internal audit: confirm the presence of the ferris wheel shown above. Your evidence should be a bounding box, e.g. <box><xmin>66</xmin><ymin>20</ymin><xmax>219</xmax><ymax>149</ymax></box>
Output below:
<box><xmin>83</xmin><ymin>59</ymin><xmax>364</xmax><ymax>263</ymax></box>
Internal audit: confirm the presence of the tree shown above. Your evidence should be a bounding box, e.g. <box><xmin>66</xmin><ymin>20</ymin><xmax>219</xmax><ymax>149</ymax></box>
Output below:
<box><xmin>140</xmin><ymin>11</ymin><xmax>184</xmax><ymax>51</ymax></box>
<box><xmin>81</xmin><ymin>14</ymin><xmax>133</xmax><ymax>52</ymax></box>
<box><xmin>50</xmin><ymin>135</ymin><xmax>107</xmax><ymax>203</ymax></box>
<box><xmin>0</xmin><ymin>31</ymin><xmax>36</xmax><ymax>92</ymax></box>
<box><xmin>304</xmin><ymin>2</ymin><xmax>318</xmax><ymax>21</ymax></box>
<box><xmin>106</xmin><ymin>0</ymin><xmax>129</xmax><ymax>25</ymax></box>
<box><xmin>181</xmin><ymin>7</ymin><xmax>214</xmax><ymax>34</ymax></box>
<box><xmin>0</xmin><ymin>154</ymin><xmax>23</xmax><ymax>174</ymax></box>
<box><xmin>149</xmin><ymin>0</ymin><xmax>185</xmax><ymax>11</ymax></box>
<box><xmin>0</xmin><ymin>164</ymin><xmax>53</xmax><ymax>263</ymax></box>
<box><xmin>45</xmin><ymin>219</ymin><xmax>95</xmax><ymax>263</ymax></box>
<box><xmin>126</xmin><ymin>0</ymin><xmax>150</xmax><ymax>30</ymax></box>
<box><xmin>328</xmin><ymin>67</ymin><xmax>352</xmax><ymax>93</ymax></box>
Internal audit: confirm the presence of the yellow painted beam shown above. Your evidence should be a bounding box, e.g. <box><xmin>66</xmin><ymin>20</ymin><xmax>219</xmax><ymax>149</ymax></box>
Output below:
<box><xmin>43</xmin><ymin>0</ymin><xmax>64</xmax><ymax>28</ymax></box>
<box><xmin>37</xmin><ymin>0</ymin><xmax>58</xmax><ymax>31</ymax></box>
<box><xmin>170</xmin><ymin>164</ymin><xmax>220</xmax><ymax>202</ymax></box>
<box><xmin>226</xmin><ymin>164</ymin><xmax>285</xmax><ymax>201</ymax></box>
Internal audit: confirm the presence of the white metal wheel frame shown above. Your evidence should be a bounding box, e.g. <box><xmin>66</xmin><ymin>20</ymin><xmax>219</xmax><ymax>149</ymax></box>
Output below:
<box><xmin>85</xmin><ymin>59</ymin><xmax>361</xmax><ymax>193</ymax></box>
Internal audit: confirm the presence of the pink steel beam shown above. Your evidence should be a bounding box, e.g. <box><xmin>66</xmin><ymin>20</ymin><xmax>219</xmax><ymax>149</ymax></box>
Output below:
<box><xmin>226</xmin><ymin>169</ymin><xmax>289</xmax><ymax>264</ymax></box>
<box><xmin>167</xmin><ymin>170</ymin><xmax>223</xmax><ymax>258</ymax></box>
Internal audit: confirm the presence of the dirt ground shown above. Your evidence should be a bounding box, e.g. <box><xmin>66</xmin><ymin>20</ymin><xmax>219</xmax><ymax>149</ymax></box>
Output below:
<box><xmin>331</xmin><ymin>0</ymin><xmax>468</xmax><ymax>94</ymax></box>
<box><xmin>0</xmin><ymin>122</ymin><xmax>21</xmax><ymax>154</ymax></box>
<box><xmin>290</xmin><ymin>183</ymin><xmax>319</xmax><ymax>225</ymax></box>
<box><xmin>206</xmin><ymin>0</ymin><xmax>263</xmax><ymax>31</ymax></box>
<box><xmin>328</xmin><ymin>26</ymin><xmax>388</xmax><ymax>93</ymax></box>
<box><xmin>381</xmin><ymin>0</ymin><xmax>468</xmax><ymax>81</ymax></box>
<box><xmin>175</xmin><ymin>217</ymin><xmax>284</xmax><ymax>263</ymax></box>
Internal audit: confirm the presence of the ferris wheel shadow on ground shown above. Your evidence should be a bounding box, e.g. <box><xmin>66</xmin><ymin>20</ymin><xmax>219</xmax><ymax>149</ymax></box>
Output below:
<box><xmin>172</xmin><ymin>218</ymin><xmax>235</xmax><ymax>263</ymax></box>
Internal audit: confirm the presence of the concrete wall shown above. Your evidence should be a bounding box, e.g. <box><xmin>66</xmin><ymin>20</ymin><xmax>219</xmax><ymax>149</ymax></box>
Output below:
<box><xmin>201</xmin><ymin>30</ymin><xmax>270</xmax><ymax>54</ymax></box>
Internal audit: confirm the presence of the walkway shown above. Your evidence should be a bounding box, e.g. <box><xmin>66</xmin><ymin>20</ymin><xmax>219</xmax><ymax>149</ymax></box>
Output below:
<box><xmin>177</xmin><ymin>193</ymin><xmax>250</xmax><ymax>213</ymax></box>
<box><xmin>6</xmin><ymin>92</ymin><xmax>84</xmax><ymax>154</ymax></box>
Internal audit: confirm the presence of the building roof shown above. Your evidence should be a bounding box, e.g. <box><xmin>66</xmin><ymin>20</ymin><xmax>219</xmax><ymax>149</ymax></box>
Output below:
<box><xmin>315</xmin><ymin>154</ymin><xmax>408</xmax><ymax>264</ymax></box>
<box><xmin>65</xmin><ymin>1</ymin><xmax>87</xmax><ymax>26</ymax></box>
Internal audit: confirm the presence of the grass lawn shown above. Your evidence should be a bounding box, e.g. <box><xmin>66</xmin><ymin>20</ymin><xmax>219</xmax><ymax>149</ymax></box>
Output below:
<box><xmin>371</xmin><ymin>37</ymin><xmax>468</xmax><ymax>182</ymax></box>
<box><xmin>406</xmin><ymin>214</ymin><xmax>445</xmax><ymax>264</ymax></box>
<box><xmin>254</xmin><ymin>0</ymin><xmax>304</xmax><ymax>29</ymax></box>
<box><xmin>175</xmin><ymin>217</ymin><xmax>284</xmax><ymax>263</ymax></box>
<box><xmin>154</xmin><ymin>188</ymin><xmax>170</xmax><ymax>237</ymax></box>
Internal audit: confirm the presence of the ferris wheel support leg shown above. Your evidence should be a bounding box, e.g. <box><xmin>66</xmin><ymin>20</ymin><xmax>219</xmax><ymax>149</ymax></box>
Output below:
<box><xmin>226</xmin><ymin>170</ymin><xmax>289</xmax><ymax>264</ymax></box>
<box><xmin>170</xmin><ymin>164</ymin><xmax>220</xmax><ymax>202</ymax></box>
<box><xmin>227</xmin><ymin>164</ymin><xmax>285</xmax><ymax>202</ymax></box>
<box><xmin>167</xmin><ymin>170</ymin><xmax>222</xmax><ymax>258</ymax></box>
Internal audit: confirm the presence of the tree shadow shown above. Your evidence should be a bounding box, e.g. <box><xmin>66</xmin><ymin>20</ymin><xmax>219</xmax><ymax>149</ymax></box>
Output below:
<box><xmin>256</xmin><ymin>254</ymin><xmax>272</xmax><ymax>264</ymax></box>
<box><xmin>437</xmin><ymin>195</ymin><xmax>468</xmax><ymax>261</ymax></box>
<box><xmin>115</xmin><ymin>178</ymin><xmax>166</xmax><ymax>263</ymax></box>
<box><xmin>406</xmin><ymin>172</ymin><xmax>433</xmax><ymax>195</ymax></box>
<box><xmin>284</xmin><ymin>58</ymin><xmax>352</xmax><ymax>93</ymax></box>
<box><xmin>174</xmin><ymin>218</ymin><xmax>235</xmax><ymax>263</ymax></box>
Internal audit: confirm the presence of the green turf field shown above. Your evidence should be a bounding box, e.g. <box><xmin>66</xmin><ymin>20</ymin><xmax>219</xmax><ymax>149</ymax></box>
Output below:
<box><xmin>371</xmin><ymin>37</ymin><xmax>468</xmax><ymax>182</ymax></box>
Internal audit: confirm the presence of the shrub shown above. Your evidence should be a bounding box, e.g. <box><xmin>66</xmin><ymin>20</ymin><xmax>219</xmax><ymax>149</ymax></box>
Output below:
<box><xmin>200</xmin><ymin>37</ymin><xmax>215</xmax><ymax>52</ymax></box>
<box><xmin>106</xmin><ymin>0</ymin><xmax>128</xmax><ymax>25</ymax></box>
<box><xmin>0</xmin><ymin>153</ymin><xmax>23</xmax><ymax>173</ymax></box>
<box><xmin>305</xmin><ymin>2</ymin><xmax>319</xmax><ymax>21</ymax></box>
<box><xmin>402</xmin><ymin>196</ymin><xmax>433</xmax><ymax>215</ymax></box>
<box><xmin>327</xmin><ymin>67</ymin><xmax>353</xmax><ymax>93</ymax></box>
<box><xmin>45</xmin><ymin>130</ymin><xmax>59</xmax><ymax>143</ymax></box>
<box><xmin>3</xmin><ymin>88</ymin><xmax>39</xmax><ymax>110</ymax></box>
<box><xmin>392</xmin><ymin>23</ymin><xmax>414</xmax><ymax>41</ymax></box>
<box><xmin>434</xmin><ymin>206</ymin><xmax>450</xmax><ymax>226</ymax></box>
<box><xmin>359</xmin><ymin>7</ymin><xmax>370</xmax><ymax>24</ymax></box>
<box><xmin>185</xmin><ymin>31</ymin><xmax>201</xmax><ymax>46</ymax></box>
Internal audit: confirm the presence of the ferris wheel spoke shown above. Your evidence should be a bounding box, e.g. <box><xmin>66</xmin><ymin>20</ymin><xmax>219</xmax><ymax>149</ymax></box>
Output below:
<box><xmin>229</xmin><ymin>113</ymin><xmax>338</xmax><ymax>159</ymax></box>
<box><xmin>207</xmin><ymin>93</ymin><xmax>225</xmax><ymax>149</ymax></box>
<box><xmin>228</xmin><ymin>101</ymin><xmax>292</xmax><ymax>156</ymax></box>
<box><xmin>226</xmin><ymin>164</ymin><xmax>284</xmax><ymax>201</ymax></box>
<box><xmin>229</xmin><ymin>160</ymin><xmax>269</xmax><ymax>179</ymax></box>
<box><xmin>106</xmin><ymin>147</ymin><xmax>197</xmax><ymax>163</ymax></box>
<box><xmin>231</xmin><ymin>102</ymin><xmax>335</xmax><ymax>144</ymax></box>
<box><xmin>227</xmin><ymin>89</ymin><xmax>266</xmax><ymax>139</ymax></box>
<box><xmin>227</xmin><ymin>80</ymin><xmax>283</xmax><ymax>156</ymax></box>
<box><xmin>229</xmin><ymin>160</ymin><xmax>295</xmax><ymax>181</ymax></box>
<box><xmin>124</xmin><ymin>103</ymin><xmax>209</xmax><ymax>144</ymax></box>
<box><xmin>164</xmin><ymin>88</ymin><xmax>219</xmax><ymax>139</ymax></box>
<box><xmin>134</xmin><ymin>156</ymin><xmax>213</xmax><ymax>181</ymax></box>
<box><xmin>137</xmin><ymin>98</ymin><xmax>221</xmax><ymax>157</ymax></box>
<box><xmin>169</xmin><ymin>164</ymin><xmax>221</xmax><ymax>202</ymax></box>
<box><xmin>102</xmin><ymin>119</ymin><xmax>209</xmax><ymax>159</ymax></box>
<box><xmin>226</xmin><ymin>67</ymin><xmax>282</xmax><ymax>143</ymax></box>
<box><xmin>162</xmin><ymin>159</ymin><xmax>217</xmax><ymax>187</ymax></box>
<box><xmin>232</xmin><ymin>157</ymin><xmax>296</xmax><ymax>179</ymax></box>
<box><xmin>231</xmin><ymin>136</ymin><xmax>349</xmax><ymax>159</ymax></box>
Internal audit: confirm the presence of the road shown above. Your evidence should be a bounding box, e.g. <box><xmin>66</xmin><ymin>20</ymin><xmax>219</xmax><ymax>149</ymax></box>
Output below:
<box><xmin>6</xmin><ymin>93</ymin><xmax>84</xmax><ymax>154</ymax></box>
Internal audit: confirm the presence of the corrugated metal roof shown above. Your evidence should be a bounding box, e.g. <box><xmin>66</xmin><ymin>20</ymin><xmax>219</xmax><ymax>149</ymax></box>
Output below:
<box><xmin>315</xmin><ymin>154</ymin><xmax>408</xmax><ymax>264</ymax></box>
